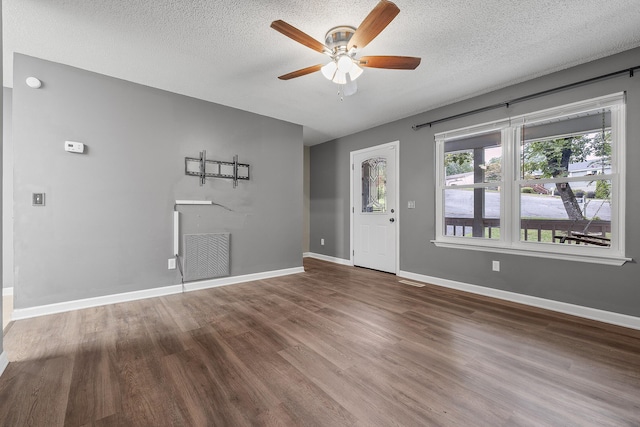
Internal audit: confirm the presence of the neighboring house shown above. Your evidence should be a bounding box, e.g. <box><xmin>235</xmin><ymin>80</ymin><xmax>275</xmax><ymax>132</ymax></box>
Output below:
<box><xmin>567</xmin><ymin>160</ymin><xmax>612</xmax><ymax>193</ymax></box>
<box><xmin>568</xmin><ymin>160</ymin><xmax>611</xmax><ymax>177</ymax></box>
<box><xmin>540</xmin><ymin>160</ymin><xmax>613</xmax><ymax>193</ymax></box>
<box><xmin>445</xmin><ymin>161</ymin><xmax>611</xmax><ymax>193</ymax></box>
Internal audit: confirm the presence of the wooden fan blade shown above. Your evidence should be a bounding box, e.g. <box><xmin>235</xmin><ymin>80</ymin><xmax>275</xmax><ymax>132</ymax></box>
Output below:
<box><xmin>271</xmin><ymin>20</ymin><xmax>329</xmax><ymax>54</ymax></box>
<box><xmin>347</xmin><ymin>0</ymin><xmax>400</xmax><ymax>50</ymax></box>
<box><xmin>278</xmin><ymin>64</ymin><xmax>323</xmax><ymax>80</ymax></box>
<box><xmin>359</xmin><ymin>56</ymin><xmax>421</xmax><ymax>70</ymax></box>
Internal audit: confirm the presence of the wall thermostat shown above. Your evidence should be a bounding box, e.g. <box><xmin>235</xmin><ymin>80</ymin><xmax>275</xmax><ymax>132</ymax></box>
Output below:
<box><xmin>64</xmin><ymin>141</ymin><xmax>85</xmax><ymax>153</ymax></box>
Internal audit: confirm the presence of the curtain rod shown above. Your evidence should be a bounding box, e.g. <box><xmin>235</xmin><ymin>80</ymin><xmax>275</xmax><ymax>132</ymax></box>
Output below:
<box><xmin>412</xmin><ymin>65</ymin><xmax>639</xmax><ymax>131</ymax></box>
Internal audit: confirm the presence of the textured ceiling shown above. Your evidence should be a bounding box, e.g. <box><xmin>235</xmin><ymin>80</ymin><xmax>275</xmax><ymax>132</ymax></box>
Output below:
<box><xmin>3</xmin><ymin>0</ymin><xmax>640</xmax><ymax>145</ymax></box>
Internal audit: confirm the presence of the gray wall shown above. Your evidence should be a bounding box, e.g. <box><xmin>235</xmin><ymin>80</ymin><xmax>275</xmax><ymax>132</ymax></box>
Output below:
<box><xmin>310</xmin><ymin>46</ymin><xmax>640</xmax><ymax>317</ymax></box>
<box><xmin>13</xmin><ymin>54</ymin><xmax>302</xmax><ymax>309</ymax></box>
<box><xmin>2</xmin><ymin>88</ymin><xmax>12</xmax><ymax>290</ymax></box>
<box><xmin>1</xmin><ymin>1</ymin><xmax>4</xmax><ymax>357</ymax></box>
<box><xmin>303</xmin><ymin>146</ymin><xmax>310</xmax><ymax>253</ymax></box>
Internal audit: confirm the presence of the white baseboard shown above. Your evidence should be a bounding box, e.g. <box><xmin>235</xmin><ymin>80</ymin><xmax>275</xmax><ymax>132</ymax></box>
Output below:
<box><xmin>11</xmin><ymin>285</ymin><xmax>183</xmax><ymax>321</ymax></box>
<box><xmin>2</xmin><ymin>287</ymin><xmax>13</xmax><ymax>297</ymax></box>
<box><xmin>304</xmin><ymin>252</ymin><xmax>353</xmax><ymax>266</ymax></box>
<box><xmin>398</xmin><ymin>270</ymin><xmax>640</xmax><ymax>331</ymax></box>
<box><xmin>0</xmin><ymin>351</ymin><xmax>8</xmax><ymax>378</ymax></box>
<box><xmin>10</xmin><ymin>266</ymin><xmax>306</xmax><ymax>321</ymax></box>
<box><xmin>184</xmin><ymin>266</ymin><xmax>304</xmax><ymax>292</ymax></box>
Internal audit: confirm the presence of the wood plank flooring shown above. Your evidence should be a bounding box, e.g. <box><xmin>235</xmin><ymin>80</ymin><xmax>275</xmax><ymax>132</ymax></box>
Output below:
<box><xmin>1</xmin><ymin>257</ymin><xmax>640</xmax><ymax>426</ymax></box>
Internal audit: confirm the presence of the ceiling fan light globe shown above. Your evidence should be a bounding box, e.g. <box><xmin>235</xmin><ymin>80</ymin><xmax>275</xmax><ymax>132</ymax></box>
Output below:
<box><xmin>332</xmin><ymin>70</ymin><xmax>347</xmax><ymax>85</ymax></box>
<box><xmin>343</xmin><ymin>78</ymin><xmax>357</xmax><ymax>97</ymax></box>
<box><xmin>343</xmin><ymin>83</ymin><xmax>357</xmax><ymax>97</ymax></box>
<box><xmin>348</xmin><ymin>63</ymin><xmax>364</xmax><ymax>81</ymax></box>
<box><xmin>321</xmin><ymin>61</ymin><xmax>337</xmax><ymax>80</ymax></box>
<box><xmin>337</xmin><ymin>55</ymin><xmax>354</xmax><ymax>73</ymax></box>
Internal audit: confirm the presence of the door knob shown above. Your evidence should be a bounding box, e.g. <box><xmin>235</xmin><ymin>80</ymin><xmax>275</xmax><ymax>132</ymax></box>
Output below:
<box><xmin>389</xmin><ymin>218</ymin><xmax>395</xmax><ymax>223</ymax></box>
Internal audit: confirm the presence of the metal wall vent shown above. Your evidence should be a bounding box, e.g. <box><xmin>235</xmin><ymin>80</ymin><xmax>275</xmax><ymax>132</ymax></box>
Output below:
<box><xmin>183</xmin><ymin>233</ymin><xmax>230</xmax><ymax>282</ymax></box>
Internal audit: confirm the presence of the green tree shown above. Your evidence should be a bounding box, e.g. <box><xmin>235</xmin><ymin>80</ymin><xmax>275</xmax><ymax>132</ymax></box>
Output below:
<box><xmin>445</xmin><ymin>152</ymin><xmax>473</xmax><ymax>176</ymax></box>
<box><xmin>595</xmin><ymin>180</ymin><xmax>610</xmax><ymax>199</ymax></box>
<box><xmin>523</xmin><ymin>132</ymin><xmax>610</xmax><ymax>220</ymax></box>
<box><xmin>484</xmin><ymin>156</ymin><xmax>502</xmax><ymax>182</ymax></box>
<box><xmin>590</xmin><ymin>130</ymin><xmax>612</xmax><ymax>173</ymax></box>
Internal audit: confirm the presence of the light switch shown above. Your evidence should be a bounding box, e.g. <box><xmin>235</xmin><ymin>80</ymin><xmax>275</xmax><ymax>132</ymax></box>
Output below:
<box><xmin>32</xmin><ymin>193</ymin><xmax>45</xmax><ymax>206</ymax></box>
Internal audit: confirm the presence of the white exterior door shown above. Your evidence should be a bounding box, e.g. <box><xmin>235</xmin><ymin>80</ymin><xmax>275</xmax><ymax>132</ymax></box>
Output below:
<box><xmin>352</xmin><ymin>142</ymin><xmax>397</xmax><ymax>273</ymax></box>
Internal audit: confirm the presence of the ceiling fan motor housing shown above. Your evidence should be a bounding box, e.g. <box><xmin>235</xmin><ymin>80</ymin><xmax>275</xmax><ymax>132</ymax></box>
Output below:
<box><xmin>325</xmin><ymin>26</ymin><xmax>357</xmax><ymax>55</ymax></box>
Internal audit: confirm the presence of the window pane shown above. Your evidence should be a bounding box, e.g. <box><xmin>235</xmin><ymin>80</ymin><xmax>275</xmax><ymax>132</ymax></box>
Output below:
<box><xmin>522</xmin><ymin>109</ymin><xmax>612</xmax><ymax>180</ymax></box>
<box><xmin>444</xmin><ymin>149</ymin><xmax>474</xmax><ymax>184</ymax></box>
<box><xmin>361</xmin><ymin>157</ymin><xmax>387</xmax><ymax>213</ymax></box>
<box><xmin>519</xmin><ymin>180</ymin><xmax>611</xmax><ymax>245</ymax></box>
<box><xmin>444</xmin><ymin>133</ymin><xmax>502</xmax><ymax>184</ymax></box>
<box><xmin>444</xmin><ymin>187</ymin><xmax>500</xmax><ymax>238</ymax></box>
<box><xmin>483</xmin><ymin>146</ymin><xmax>503</xmax><ymax>183</ymax></box>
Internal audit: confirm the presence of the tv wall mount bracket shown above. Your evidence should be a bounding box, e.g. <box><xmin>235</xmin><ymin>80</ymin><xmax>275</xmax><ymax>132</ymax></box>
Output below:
<box><xmin>185</xmin><ymin>150</ymin><xmax>250</xmax><ymax>188</ymax></box>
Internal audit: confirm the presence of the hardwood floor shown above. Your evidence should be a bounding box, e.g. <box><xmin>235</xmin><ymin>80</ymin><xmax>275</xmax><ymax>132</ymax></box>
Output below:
<box><xmin>1</xmin><ymin>258</ymin><xmax>639</xmax><ymax>426</ymax></box>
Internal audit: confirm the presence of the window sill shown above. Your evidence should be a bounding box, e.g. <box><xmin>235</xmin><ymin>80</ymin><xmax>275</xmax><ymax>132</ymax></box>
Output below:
<box><xmin>431</xmin><ymin>240</ymin><xmax>631</xmax><ymax>266</ymax></box>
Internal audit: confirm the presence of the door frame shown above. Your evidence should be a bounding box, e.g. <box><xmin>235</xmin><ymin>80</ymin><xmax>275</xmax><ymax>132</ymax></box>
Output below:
<box><xmin>349</xmin><ymin>140</ymin><xmax>400</xmax><ymax>274</ymax></box>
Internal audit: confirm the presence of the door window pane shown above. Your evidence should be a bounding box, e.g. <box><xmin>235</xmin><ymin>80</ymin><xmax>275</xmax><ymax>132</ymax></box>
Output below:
<box><xmin>362</xmin><ymin>157</ymin><xmax>387</xmax><ymax>213</ymax></box>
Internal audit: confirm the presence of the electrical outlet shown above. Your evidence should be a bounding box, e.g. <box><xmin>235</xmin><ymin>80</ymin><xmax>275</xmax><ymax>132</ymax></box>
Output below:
<box><xmin>321</xmin><ymin>238</ymin><xmax>325</xmax><ymax>246</ymax></box>
<box><xmin>492</xmin><ymin>260</ymin><xmax>500</xmax><ymax>272</ymax></box>
<box><xmin>168</xmin><ymin>258</ymin><xmax>176</xmax><ymax>270</ymax></box>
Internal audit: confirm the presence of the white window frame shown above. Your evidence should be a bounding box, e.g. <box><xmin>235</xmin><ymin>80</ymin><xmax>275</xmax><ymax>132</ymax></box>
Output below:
<box><xmin>433</xmin><ymin>93</ymin><xmax>630</xmax><ymax>266</ymax></box>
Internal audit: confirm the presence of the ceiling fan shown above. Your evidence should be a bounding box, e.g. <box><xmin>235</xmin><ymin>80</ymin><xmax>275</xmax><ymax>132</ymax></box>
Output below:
<box><xmin>270</xmin><ymin>0</ymin><xmax>421</xmax><ymax>95</ymax></box>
